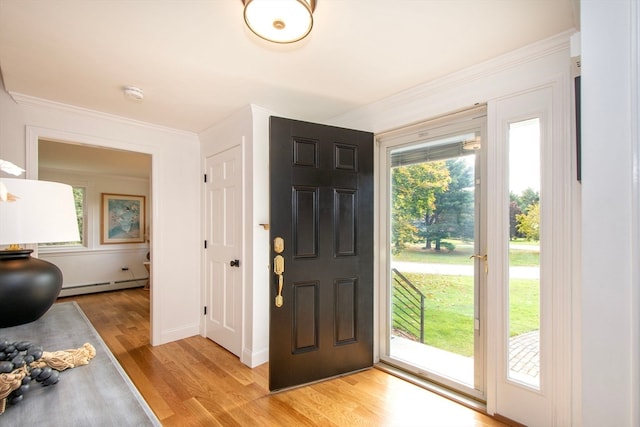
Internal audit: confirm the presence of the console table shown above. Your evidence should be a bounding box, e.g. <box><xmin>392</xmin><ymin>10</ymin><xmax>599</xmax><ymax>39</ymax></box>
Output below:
<box><xmin>0</xmin><ymin>302</ymin><xmax>160</xmax><ymax>426</ymax></box>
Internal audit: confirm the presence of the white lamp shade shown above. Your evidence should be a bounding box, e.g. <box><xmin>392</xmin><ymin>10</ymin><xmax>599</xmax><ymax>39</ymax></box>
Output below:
<box><xmin>0</xmin><ymin>178</ymin><xmax>80</xmax><ymax>245</ymax></box>
<box><xmin>244</xmin><ymin>0</ymin><xmax>314</xmax><ymax>43</ymax></box>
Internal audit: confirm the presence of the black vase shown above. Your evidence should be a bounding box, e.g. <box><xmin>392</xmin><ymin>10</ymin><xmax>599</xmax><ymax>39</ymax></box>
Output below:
<box><xmin>0</xmin><ymin>250</ymin><xmax>63</xmax><ymax>328</ymax></box>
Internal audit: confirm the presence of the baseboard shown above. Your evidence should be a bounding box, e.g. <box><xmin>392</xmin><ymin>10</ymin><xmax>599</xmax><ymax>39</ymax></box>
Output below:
<box><xmin>493</xmin><ymin>413</ymin><xmax>527</xmax><ymax>427</ymax></box>
<box><xmin>242</xmin><ymin>347</ymin><xmax>268</xmax><ymax>368</ymax></box>
<box><xmin>59</xmin><ymin>279</ymin><xmax>147</xmax><ymax>297</ymax></box>
<box><xmin>158</xmin><ymin>324</ymin><xmax>200</xmax><ymax>345</ymax></box>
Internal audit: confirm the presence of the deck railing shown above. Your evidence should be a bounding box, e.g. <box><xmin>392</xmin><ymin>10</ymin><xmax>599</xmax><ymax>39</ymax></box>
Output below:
<box><xmin>391</xmin><ymin>268</ymin><xmax>426</xmax><ymax>343</ymax></box>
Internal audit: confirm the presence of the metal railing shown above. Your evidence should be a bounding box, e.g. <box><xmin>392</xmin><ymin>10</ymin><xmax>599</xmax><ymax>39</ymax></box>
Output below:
<box><xmin>391</xmin><ymin>268</ymin><xmax>426</xmax><ymax>343</ymax></box>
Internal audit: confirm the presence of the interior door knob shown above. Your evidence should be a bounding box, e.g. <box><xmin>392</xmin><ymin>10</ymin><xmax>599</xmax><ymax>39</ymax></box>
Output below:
<box><xmin>230</xmin><ymin>259</ymin><xmax>240</xmax><ymax>267</ymax></box>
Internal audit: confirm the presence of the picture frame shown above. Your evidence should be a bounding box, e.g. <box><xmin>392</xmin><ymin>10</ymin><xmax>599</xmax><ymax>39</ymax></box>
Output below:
<box><xmin>101</xmin><ymin>193</ymin><xmax>146</xmax><ymax>244</ymax></box>
<box><xmin>575</xmin><ymin>75</ymin><xmax>582</xmax><ymax>182</ymax></box>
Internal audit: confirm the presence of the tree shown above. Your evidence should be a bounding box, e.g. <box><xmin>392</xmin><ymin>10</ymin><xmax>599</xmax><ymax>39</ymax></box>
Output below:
<box><xmin>516</xmin><ymin>202</ymin><xmax>540</xmax><ymax>240</ymax></box>
<box><xmin>423</xmin><ymin>159</ymin><xmax>474</xmax><ymax>250</ymax></box>
<box><xmin>509</xmin><ymin>200</ymin><xmax>523</xmax><ymax>239</ymax></box>
<box><xmin>519</xmin><ymin>187</ymin><xmax>539</xmax><ymax>213</ymax></box>
<box><xmin>510</xmin><ymin>189</ymin><xmax>539</xmax><ymax>240</ymax></box>
<box><xmin>391</xmin><ymin>162</ymin><xmax>450</xmax><ymax>254</ymax></box>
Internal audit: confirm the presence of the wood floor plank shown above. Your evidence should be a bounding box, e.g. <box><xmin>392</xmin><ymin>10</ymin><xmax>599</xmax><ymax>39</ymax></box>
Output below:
<box><xmin>59</xmin><ymin>289</ymin><xmax>507</xmax><ymax>426</ymax></box>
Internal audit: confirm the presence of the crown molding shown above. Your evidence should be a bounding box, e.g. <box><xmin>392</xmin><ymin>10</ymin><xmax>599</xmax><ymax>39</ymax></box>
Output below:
<box><xmin>330</xmin><ymin>30</ymin><xmax>575</xmax><ymax>131</ymax></box>
<box><xmin>8</xmin><ymin>92</ymin><xmax>198</xmax><ymax>139</ymax></box>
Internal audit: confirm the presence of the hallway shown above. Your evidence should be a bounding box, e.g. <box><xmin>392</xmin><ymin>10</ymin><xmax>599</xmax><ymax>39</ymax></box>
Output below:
<box><xmin>60</xmin><ymin>289</ymin><xmax>507</xmax><ymax>426</ymax></box>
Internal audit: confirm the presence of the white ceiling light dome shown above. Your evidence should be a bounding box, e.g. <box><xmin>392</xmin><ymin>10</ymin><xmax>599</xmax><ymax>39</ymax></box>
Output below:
<box><xmin>243</xmin><ymin>0</ymin><xmax>316</xmax><ymax>44</ymax></box>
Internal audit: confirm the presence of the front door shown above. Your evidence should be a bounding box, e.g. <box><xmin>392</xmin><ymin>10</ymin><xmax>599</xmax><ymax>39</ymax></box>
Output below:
<box><xmin>269</xmin><ymin>116</ymin><xmax>374</xmax><ymax>391</ymax></box>
<box><xmin>204</xmin><ymin>146</ymin><xmax>243</xmax><ymax>357</ymax></box>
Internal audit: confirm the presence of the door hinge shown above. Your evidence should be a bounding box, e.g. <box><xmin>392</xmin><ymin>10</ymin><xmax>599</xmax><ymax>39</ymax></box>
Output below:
<box><xmin>204</xmin><ymin>306</ymin><xmax>207</xmax><ymax>315</ymax></box>
<box><xmin>204</xmin><ymin>240</ymin><xmax>207</xmax><ymax>249</ymax></box>
<box><xmin>204</xmin><ymin>173</ymin><xmax>207</xmax><ymax>183</ymax></box>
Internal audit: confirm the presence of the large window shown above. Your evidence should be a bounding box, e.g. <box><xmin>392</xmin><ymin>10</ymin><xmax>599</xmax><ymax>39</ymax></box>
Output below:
<box><xmin>40</xmin><ymin>186</ymin><xmax>85</xmax><ymax>247</ymax></box>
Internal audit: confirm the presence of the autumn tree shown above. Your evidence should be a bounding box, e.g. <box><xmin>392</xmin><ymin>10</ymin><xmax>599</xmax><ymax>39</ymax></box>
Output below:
<box><xmin>516</xmin><ymin>202</ymin><xmax>540</xmax><ymax>240</ymax></box>
<box><xmin>391</xmin><ymin>162</ymin><xmax>450</xmax><ymax>254</ymax></box>
<box><xmin>511</xmin><ymin>188</ymin><xmax>539</xmax><ymax>241</ymax></box>
<box><xmin>509</xmin><ymin>192</ymin><xmax>523</xmax><ymax>239</ymax></box>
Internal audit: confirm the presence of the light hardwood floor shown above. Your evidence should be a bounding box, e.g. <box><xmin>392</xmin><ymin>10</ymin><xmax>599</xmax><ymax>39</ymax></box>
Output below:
<box><xmin>60</xmin><ymin>288</ymin><xmax>507</xmax><ymax>426</ymax></box>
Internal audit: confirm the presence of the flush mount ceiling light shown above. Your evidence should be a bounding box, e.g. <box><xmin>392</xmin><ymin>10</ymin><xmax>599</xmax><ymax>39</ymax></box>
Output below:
<box><xmin>243</xmin><ymin>0</ymin><xmax>316</xmax><ymax>44</ymax></box>
<box><xmin>123</xmin><ymin>86</ymin><xmax>144</xmax><ymax>102</ymax></box>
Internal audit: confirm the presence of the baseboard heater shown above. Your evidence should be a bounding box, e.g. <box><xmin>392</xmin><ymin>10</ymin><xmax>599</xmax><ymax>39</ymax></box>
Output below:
<box><xmin>58</xmin><ymin>278</ymin><xmax>148</xmax><ymax>297</ymax></box>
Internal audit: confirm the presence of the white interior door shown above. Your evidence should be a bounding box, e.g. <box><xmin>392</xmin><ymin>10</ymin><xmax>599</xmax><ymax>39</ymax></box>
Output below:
<box><xmin>204</xmin><ymin>145</ymin><xmax>243</xmax><ymax>356</ymax></box>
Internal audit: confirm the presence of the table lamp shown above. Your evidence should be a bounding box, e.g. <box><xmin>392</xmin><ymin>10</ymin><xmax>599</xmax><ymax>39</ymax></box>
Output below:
<box><xmin>0</xmin><ymin>177</ymin><xmax>80</xmax><ymax>327</ymax></box>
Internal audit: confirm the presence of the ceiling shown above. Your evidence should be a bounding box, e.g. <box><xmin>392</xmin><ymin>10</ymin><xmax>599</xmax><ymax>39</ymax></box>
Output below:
<box><xmin>39</xmin><ymin>140</ymin><xmax>151</xmax><ymax>179</ymax></box>
<box><xmin>0</xmin><ymin>1</ymin><xmax>579</xmax><ymax>134</ymax></box>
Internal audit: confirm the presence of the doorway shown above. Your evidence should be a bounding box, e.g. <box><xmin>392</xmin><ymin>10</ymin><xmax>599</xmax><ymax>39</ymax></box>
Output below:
<box><xmin>377</xmin><ymin>87</ymin><xmax>569</xmax><ymax>425</ymax></box>
<box><xmin>378</xmin><ymin>106</ymin><xmax>487</xmax><ymax>400</ymax></box>
<box><xmin>33</xmin><ymin>136</ymin><xmax>153</xmax><ymax>336</ymax></box>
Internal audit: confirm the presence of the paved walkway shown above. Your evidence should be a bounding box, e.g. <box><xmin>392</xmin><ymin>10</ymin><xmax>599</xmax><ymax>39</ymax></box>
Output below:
<box><xmin>392</xmin><ymin>261</ymin><xmax>539</xmax><ymax>279</ymax></box>
<box><xmin>508</xmin><ymin>330</ymin><xmax>540</xmax><ymax>383</ymax></box>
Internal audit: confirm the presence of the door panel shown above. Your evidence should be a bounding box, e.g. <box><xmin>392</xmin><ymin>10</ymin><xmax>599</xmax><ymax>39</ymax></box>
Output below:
<box><xmin>292</xmin><ymin>186</ymin><xmax>318</xmax><ymax>257</ymax></box>
<box><xmin>269</xmin><ymin>117</ymin><xmax>374</xmax><ymax>391</ymax></box>
<box><xmin>204</xmin><ymin>146</ymin><xmax>243</xmax><ymax>356</ymax></box>
<box><xmin>490</xmin><ymin>88</ymin><xmax>555</xmax><ymax>426</ymax></box>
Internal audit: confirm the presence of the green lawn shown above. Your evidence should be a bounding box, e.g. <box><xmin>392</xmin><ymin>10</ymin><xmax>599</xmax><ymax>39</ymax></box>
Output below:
<box><xmin>393</xmin><ymin>273</ymin><xmax>539</xmax><ymax>357</ymax></box>
<box><xmin>393</xmin><ymin>240</ymin><xmax>539</xmax><ymax>266</ymax></box>
<box><xmin>508</xmin><ymin>278</ymin><xmax>540</xmax><ymax>337</ymax></box>
<box><xmin>391</xmin><ymin>241</ymin><xmax>540</xmax><ymax>356</ymax></box>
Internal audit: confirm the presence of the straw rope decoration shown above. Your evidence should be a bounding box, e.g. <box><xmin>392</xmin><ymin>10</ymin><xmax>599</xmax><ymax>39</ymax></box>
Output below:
<box><xmin>0</xmin><ymin>342</ymin><xmax>96</xmax><ymax>414</ymax></box>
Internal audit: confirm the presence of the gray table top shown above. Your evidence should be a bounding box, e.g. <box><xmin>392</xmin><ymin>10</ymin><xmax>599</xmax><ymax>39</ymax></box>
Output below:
<box><xmin>0</xmin><ymin>302</ymin><xmax>160</xmax><ymax>427</ymax></box>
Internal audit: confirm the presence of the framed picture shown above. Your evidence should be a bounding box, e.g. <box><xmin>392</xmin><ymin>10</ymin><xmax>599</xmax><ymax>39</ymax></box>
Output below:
<box><xmin>575</xmin><ymin>75</ymin><xmax>582</xmax><ymax>182</ymax></box>
<box><xmin>101</xmin><ymin>193</ymin><xmax>146</xmax><ymax>244</ymax></box>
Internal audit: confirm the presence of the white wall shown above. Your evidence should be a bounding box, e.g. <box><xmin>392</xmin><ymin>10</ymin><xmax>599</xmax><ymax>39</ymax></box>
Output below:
<box><xmin>39</xmin><ymin>168</ymin><xmax>150</xmax><ymax>295</ymax></box>
<box><xmin>581</xmin><ymin>1</ymin><xmax>639</xmax><ymax>426</ymax></box>
<box><xmin>329</xmin><ymin>32</ymin><xmax>574</xmax><ymax>135</ymax></box>
<box><xmin>0</xmin><ymin>87</ymin><xmax>201</xmax><ymax>346</ymax></box>
<box><xmin>199</xmin><ymin>104</ymin><xmax>271</xmax><ymax>367</ymax></box>
<box><xmin>247</xmin><ymin>105</ymin><xmax>271</xmax><ymax>367</ymax></box>
<box><xmin>45</xmin><ymin>248</ymin><xmax>149</xmax><ymax>295</ymax></box>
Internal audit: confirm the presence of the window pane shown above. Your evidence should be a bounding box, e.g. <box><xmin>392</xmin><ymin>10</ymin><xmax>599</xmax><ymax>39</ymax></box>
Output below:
<box><xmin>389</xmin><ymin>136</ymin><xmax>478</xmax><ymax>389</ymax></box>
<box><xmin>507</xmin><ymin>118</ymin><xmax>540</xmax><ymax>389</ymax></box>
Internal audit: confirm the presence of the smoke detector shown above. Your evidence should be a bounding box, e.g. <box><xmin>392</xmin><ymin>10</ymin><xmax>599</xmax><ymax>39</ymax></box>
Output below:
<box><xmin>123</xmin><ymin>86</ymin><xmax>144</xmax><ymax>102</ymax></box>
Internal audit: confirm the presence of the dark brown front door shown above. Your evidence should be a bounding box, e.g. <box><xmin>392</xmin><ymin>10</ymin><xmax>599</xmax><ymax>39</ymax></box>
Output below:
<box><xmin>269</xmin><ymin>116</ymin><xmax>374</xmax><ymax>391</ymax></box>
